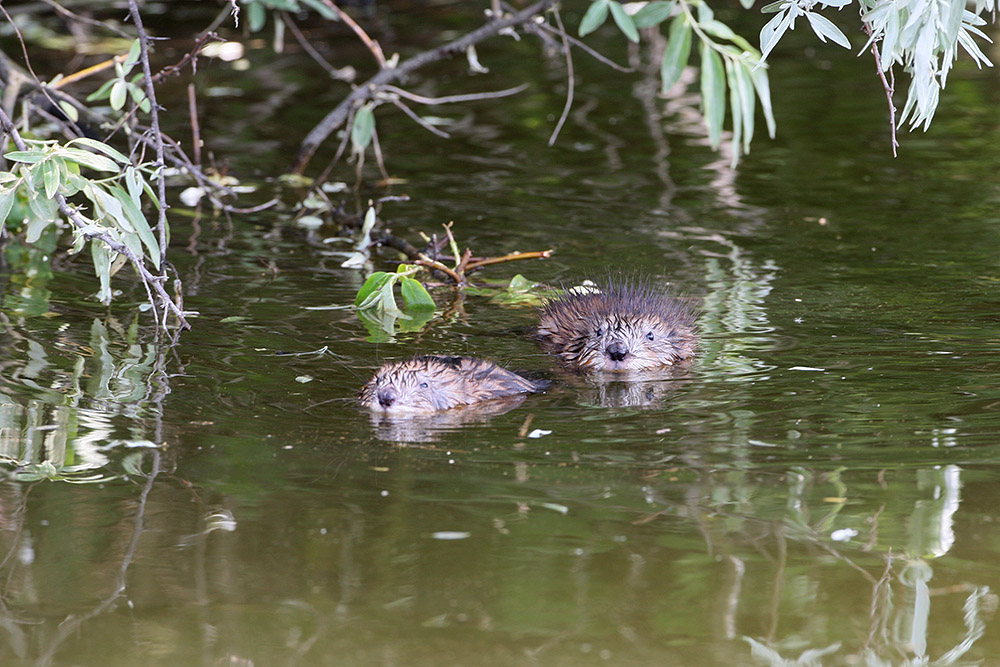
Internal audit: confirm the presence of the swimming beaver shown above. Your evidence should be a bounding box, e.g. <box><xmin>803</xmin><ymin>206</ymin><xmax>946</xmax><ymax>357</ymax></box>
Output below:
<box><xmin>360</xmin><ymin>355</ymin><xmax>544</xmax><ymax>414</ymax></box>
<box><xmin>536</xmin><ymin>279</ymin><xmax>696</xmax><ymax>371</ymax></box>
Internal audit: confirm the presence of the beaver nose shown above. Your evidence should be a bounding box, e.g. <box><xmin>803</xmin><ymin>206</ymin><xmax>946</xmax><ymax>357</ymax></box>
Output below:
<box><xmin>606</xmin><ymin>341</ymin><xmax>628</xmax><ymax>362</ymax></box>
<box><xmin>377</xmin><ymin>388</ymin><xmax>397</xmax><ymax>408</ymax></box>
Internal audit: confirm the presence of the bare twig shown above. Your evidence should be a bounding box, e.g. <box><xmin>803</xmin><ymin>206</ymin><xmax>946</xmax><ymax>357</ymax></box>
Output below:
<box><xmin>547</xmin><ymin>5</ymin><xmax>573</xmax><ymax>146</ymax></box>
<box><xmin>280</xmin><ymin>11</ymin><xmax>354</xmax><ymax>81</ymax></box>
<box><xmin>415</xmin><ymin>255</ymin><xmax>464</xmax><ymax>284</ymax></box>
<box><xmin>535</xmin><ymin>21</ymin><xmax>633</xmax><ymax>73</ymax></box>
<box><xmin>466</xmin><ymin>249</ymin><xmax>553</xmax><ymax>272</ymax></box>
<box><xmin>389</xmin><ymin>97</ymin><xmax>450</xmax><ymax>138</ymax></box>
<box><xmin>223</xmin><ymin>199</ymin><xmax>281</xmax><ymax>214</ymax></box>
<box><xmin>150</xmin><ymin>30</ymin><xmax>218</xmax><ymax>83</ymax></box>
<box><xmin>862</xmin><ymin>22</ymin><xmax>898</xmax><ymax>156</ymax></box>
<box><xmin>370</xmin><ymin>228</ymin><xmax>422</xmax><ymax>258</ymax></box>
<box><xmin>49</xmin><ymin>54</ymin><xmax>126</xmax><ymax>89</ymax></box>
<box><xmin>187</xmin><ymin>83</ymin><xmax>201</xmax><ymax>167</ymax></box>
<box><xmin>369</xmin><ymin>124</ymin><xmax>390</xmax><ymax>182</ymax></box>
<box><xmin>381</xmin><ymin>83</ymin><xmax>529</xmax><ymax>106</ymax></box>
<box><xmin>292</xmin><ymin>0</ymin><xmax>557</xmax><ymax>173</ymax></box>
<box><xmin>317</xmin><ymin>0</ymin><xmax>386</xmax><ymax>67</ymax></box>
<box><xmin>38</xmin><ymin>0</ymin><xmax>134</xmax><ymax>38</ymax></box>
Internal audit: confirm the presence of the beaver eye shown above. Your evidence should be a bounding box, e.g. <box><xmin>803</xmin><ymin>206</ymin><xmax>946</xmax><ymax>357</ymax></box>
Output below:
<box><xmin>419</xmin><ymin>381</ymin><xmax>429</xmax><ymax>389</ymax></box>
<box><xmin>646</xmin><ymin>332</ymin><xmax>655</xmax><ymax>341</ymax></box>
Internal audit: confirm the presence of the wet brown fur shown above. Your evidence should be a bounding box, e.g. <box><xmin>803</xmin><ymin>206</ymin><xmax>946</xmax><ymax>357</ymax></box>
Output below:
<box><xmin>360</xmin><ymin>355</ymin><xmax>543</xmax><ymax>414</ymax></box>
<box><xmin>537</xmin><ymin>278</ymin><xmax>697</xmax><ymax>371</ymax></box>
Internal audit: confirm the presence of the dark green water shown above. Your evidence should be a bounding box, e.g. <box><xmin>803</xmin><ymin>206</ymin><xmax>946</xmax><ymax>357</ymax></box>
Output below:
<box><xmin>3</xmin><ymin>5</ymin><xmax>1000</xmax><ymax>665</ymax></box>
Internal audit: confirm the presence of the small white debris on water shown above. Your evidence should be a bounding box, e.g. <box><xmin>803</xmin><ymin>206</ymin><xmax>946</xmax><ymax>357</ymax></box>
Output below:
<box><xmin>540</xmin><ymin>503</ymin><xmax>568</xmax><ymax>515</ymax></box>
<box><xmin>431</xmin><ymin>531</ymin><xmax>470</xmax><ymax>540</ymax></box>
<box><xmin>202</xmin><ymin>41</ymin><xmax>245</xmax><ymax>61</ymax></box>
<box><xmin>528</xmin><ymin>429</ymin><xmax>552</xmax><ymax>439</ymax></box>
<box><xmin>831</xmin><ymin>528</ymin><xmax>858</xmax><ymax>542</ymax></box>
<box><xmin>789</xmin><ymin>366</ymin><xmax>825</xmax><ymax>371</ymax></box>
<box><xmin>295</xmin><ymin>216</ymin><xmax>324</xmax><ymax>230</ymax></box>
<box><xmin>180</xmin><ymin>186</ymin><xmax>205</xmax><ymax>206</ymax></box>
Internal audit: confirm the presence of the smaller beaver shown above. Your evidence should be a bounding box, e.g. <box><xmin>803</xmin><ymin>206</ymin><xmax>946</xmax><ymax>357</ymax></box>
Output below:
<box><xmin>536</xmin><ymin>278</ymin><xmax>696</xmax><ymax>372</ymax></box>
<box><xmin>360</xmin><ymin>355</ymin><xmax>544</xmax><ymax>415</ymax></box>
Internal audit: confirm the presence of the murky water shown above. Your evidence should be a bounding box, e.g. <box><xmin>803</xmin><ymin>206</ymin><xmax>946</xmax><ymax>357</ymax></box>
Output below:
<box><xmin>3</xmin><ymin>5</ymin><xmax>1000</xmax><ymax>665</ymax></box>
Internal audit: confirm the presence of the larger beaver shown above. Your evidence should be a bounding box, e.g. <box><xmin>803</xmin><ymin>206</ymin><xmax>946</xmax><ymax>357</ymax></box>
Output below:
<box><xmin>536</xmin><ymin>279</ymin><xmax>696</xmax><ymax>372</ymax></box>
<box><xmin>360</xmin><ymin>355</ymin><xmax>544</xmax><ymax>415</ymax></box>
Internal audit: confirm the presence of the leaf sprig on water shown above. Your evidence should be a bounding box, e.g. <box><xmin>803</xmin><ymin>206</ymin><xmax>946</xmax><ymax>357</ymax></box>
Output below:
<box><xmin>354</xmin><ymin>265</ymin><xmax>435</xmax><ymax>336</ymax></box>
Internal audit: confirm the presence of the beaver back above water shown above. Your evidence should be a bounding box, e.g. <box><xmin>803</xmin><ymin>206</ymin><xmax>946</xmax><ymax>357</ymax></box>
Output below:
<box><xmin>360</xmin><ymin>355</ymin><xmax>544</xmax><ymax>414</ymax></box>
<box><xmin>536</xmin><ymin>279</ymin><xmax>696</xmax><ymax>372</ymax></box>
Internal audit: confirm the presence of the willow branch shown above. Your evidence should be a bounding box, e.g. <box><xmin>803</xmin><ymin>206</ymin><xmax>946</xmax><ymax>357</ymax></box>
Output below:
<box><xmin>292</xmin><ymin>0</ymin><xmax>556</xmax><ymax>173</ymax></box>
<box><xmin>862</xmin><ymin>22</ymin><xmax>898</xmax><ymax>157</ymax></box>
<box><xmin>0</xmin><ymin>105</ymin><xmax>190</xmax><ymax>330</ymax></box>
<box><xmin>127</xmin><ymin>0</ymin><xmax>170</xmax><ymax>277</ymax></box>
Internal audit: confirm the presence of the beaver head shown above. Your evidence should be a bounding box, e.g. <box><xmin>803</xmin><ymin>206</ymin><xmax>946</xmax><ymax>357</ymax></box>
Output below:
<box><xmin>537</xmin><ymin>280</ymin><xmax>696</xmax><ymax>372</ymax></box>
<box><xmin>360</xmin><ymin>356</ymin><xmax>542</xmax><ymax>414</ymax></box>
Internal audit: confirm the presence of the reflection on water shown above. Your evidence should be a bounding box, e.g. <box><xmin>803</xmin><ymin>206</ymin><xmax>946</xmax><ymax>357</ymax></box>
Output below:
<box><xmin>366</xmin><ymin>393</ymin><xmax>531</xmax><ymax>443</ymax></box>
<box><xmin>0</xmin><ymin>318</ymin><xmax>168</xmax><ymax>484</ymax></box>
<box><xmin>1</xmin><ymin>449</ymin><xmax>993</xmax><ymax>664</ymax></box>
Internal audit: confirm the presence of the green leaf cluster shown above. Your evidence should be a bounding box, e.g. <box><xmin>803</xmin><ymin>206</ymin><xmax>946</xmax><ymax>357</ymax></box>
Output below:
<box><xmin>1</xmin><ymin>138</ymin><xmax>163</xmax><ymax>305</ymax></box>
<box><xmin>579</xmin><ymin>0</ymin><xmax>776</xmax><ymax>166</ymax></box>
<box><xmin>85</xmin><ymin>39</ymin><xmax>150</xmax><ymax>113</ymax></box>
